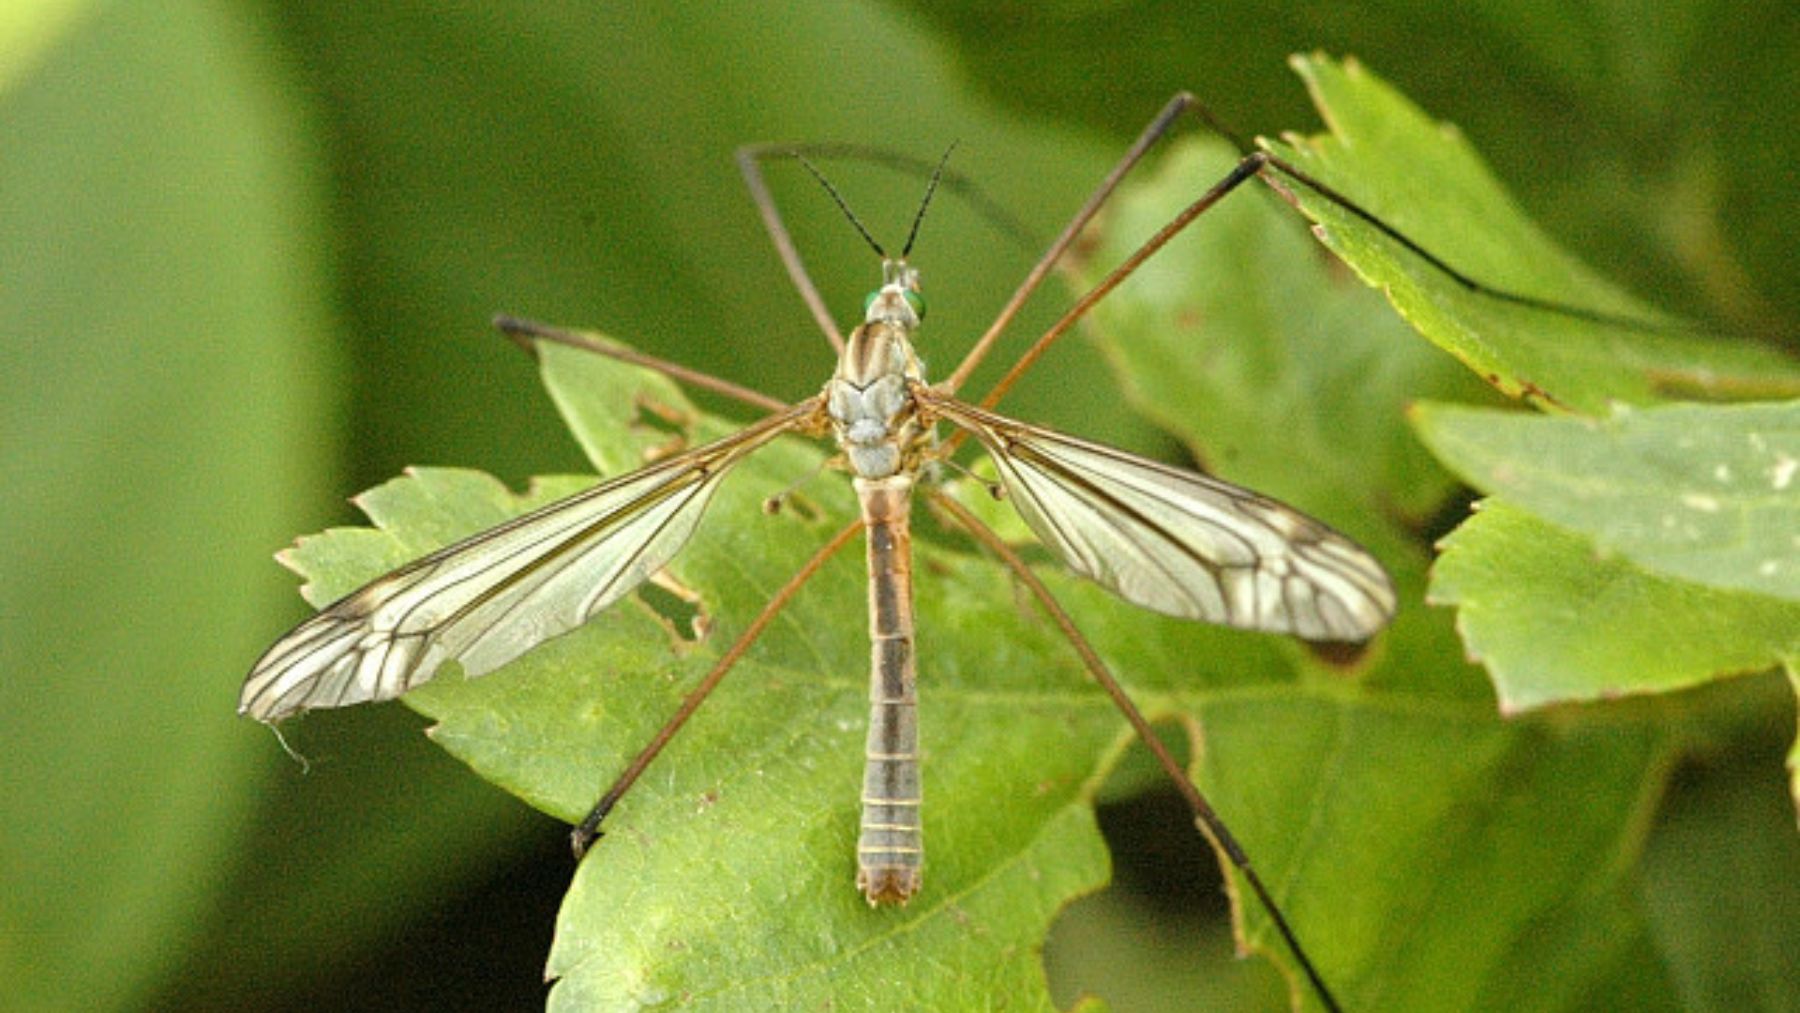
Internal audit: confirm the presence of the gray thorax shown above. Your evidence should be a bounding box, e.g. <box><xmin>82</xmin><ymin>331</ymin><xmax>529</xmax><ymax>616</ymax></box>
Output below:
<box><xmin>826</xmin><ymin>263</ymin><xmax>930</xmax><ymax>480</ymax></box>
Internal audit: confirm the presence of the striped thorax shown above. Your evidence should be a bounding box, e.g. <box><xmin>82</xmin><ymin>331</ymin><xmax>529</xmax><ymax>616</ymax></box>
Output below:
<box><xmin>826</xmin><ymin>259</ymin><xmax>931</xmax><ymax>481</ymax></box>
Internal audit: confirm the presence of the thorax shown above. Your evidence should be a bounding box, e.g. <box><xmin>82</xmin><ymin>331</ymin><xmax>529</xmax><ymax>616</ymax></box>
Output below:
<box><xmin>825</xmin><ymin>261</ymin><xmax>932</xmax><ymax>480</ymax></box>
<box><xmin>827</xmin><ymin>320</ymin><xmax>929</xmax><ymax>480</ymax></box>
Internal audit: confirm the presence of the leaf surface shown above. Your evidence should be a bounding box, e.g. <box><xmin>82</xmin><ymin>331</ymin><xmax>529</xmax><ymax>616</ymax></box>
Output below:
<box><xmin>1413</xmin><ymin>400</ymin><xmax>1800</xmax><ymax>602</ymax></box>
<box><xmin>1260</xmin><ymin>55</ymin><xmax>1800</xmax><ymax>412</ymax></box>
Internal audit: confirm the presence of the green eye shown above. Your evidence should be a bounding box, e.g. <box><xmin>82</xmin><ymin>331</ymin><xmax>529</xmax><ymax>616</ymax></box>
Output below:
<box><xmin>864</xmin><ymin>288</ymin><xmax>927</xmax><ymax>321</ymax></box>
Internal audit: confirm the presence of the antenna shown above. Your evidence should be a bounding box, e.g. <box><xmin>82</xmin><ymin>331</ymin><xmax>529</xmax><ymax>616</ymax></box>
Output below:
<box><xmin>795</xmin><ymin>154</ymin><xmax>886</xmax><ymax>259</ymax></box>
<box><xmin>903</xmin><ymin>140</ymin><xmax>958</xmax><ymax>258</ymax></box>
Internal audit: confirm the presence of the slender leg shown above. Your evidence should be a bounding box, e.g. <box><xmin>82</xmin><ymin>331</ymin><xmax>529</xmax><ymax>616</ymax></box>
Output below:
<box><xmin>943</xmin><ymin>93</ymin><xmax>1201</xmax><ymax>394</ymax></box>
<box><xmin>494</xmin><ymin>313</ymin><xmax>792</xmax><ymax>415</ymax></box>
<box><xmin>1160</xmin><ymin>95</ymin><xmax>1691</xmax><ymax>334</ymax></box>
<box><xmin>737</xmin><ymin>144</ymin><xmax>848</xmax><ymax>355</ymax></box>
<box><xmin>1253</xmin><ymin>152</ymin><xmax>1683</xmax><ymax>334</ymax></box>
<box><xmin>931</xmin><ymin>489</ymin><xmax>1344</xmax><ymax>1013</ymax></box>
<box><xmin>967</xmin><ymin>148</ymin><xmax>1690</xmax><ymax>419</ymax></box>
<box><xmin>974</xmin><ymin>153</ymin><xmax>1269</xmax><ymax>413</ymax></box>
<box><xmin>942</xmin><ymin>92</ymin><xmax>1691</xmax><ymax>423</ymax></box>
<box><xmin>572</xmin><ymin>518</ymin><xmax>863</xmax><ymax>856</ymax></box>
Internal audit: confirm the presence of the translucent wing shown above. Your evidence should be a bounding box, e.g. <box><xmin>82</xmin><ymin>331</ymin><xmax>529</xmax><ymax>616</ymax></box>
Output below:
<box><xmin>240</xmin><ymin>400</ymin><xmax>816</xmax><ymax>721</ymax></box>
<box><xmin>926</xmin><ymin>395</ymin><xmax>1395</xmax><ymax>641</ymax></box>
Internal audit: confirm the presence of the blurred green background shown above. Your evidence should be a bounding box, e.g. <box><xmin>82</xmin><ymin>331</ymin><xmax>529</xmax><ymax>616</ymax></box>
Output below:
<box><xmin>3</xmin><ymin>2</ymin><xmax>1795</xmax><ymax>1011</ymax></box>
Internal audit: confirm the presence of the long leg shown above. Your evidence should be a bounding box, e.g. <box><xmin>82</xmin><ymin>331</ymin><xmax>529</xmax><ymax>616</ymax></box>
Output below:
<box><xmin>1171</xmin><ymin>94</ymin><xmax>1692</xmax><ymax>335</ymax></box>
<box><xmin>942</xmin><ymin>92</ymin><xmax>1201</xmax><ymax>394</ymax></box>
<box><xmin>974</xmin><ymin>152</ymin><xmax>1269</xmax><ymax>413</ymax></box>
<box><xmin>572</xmin><ymin>518</ymin><xmax>863</xmax><ymax>856</ymax></box>
<box><xmin>949</xmin><ymin>93</ymin><xmax>1691</xmax><ymax>418</ymax></box>
<box><xmin>494</xmin><ymin>313</ymin><xmax>792</xmax><ymax>415</ymax></box>
<box><xmin>931</xmin><ymin>489</ymin><xmax>1343</xmax><ymax>1013</ymax></box>
<box><xmin>1253</xmin><ymin>151</ymin><xmax>1683</xmax><ymax>333</ymax></box>
<box><xmin>737</xmin><ymin>144</ymin><xmax>848</xmax><ymax>355</ymax></box>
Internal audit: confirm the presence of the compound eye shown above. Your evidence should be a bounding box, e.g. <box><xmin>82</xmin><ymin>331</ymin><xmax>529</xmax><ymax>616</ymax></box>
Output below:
<box><xmin>902</xmin><ymin>289</ymin><xmax>926</xmax><ymax>322</ymax></box>
<box><xmin>863</xmin><ymin>290</ymin><xmax>880</xmax><ymax>316</ymax></box>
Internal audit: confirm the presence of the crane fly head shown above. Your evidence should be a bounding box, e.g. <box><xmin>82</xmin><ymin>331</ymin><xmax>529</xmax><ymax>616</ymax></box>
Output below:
<box><xmin>863</xmin><ymin>259</ymin><xmax>925</xmax><ymax>330</ymax></box>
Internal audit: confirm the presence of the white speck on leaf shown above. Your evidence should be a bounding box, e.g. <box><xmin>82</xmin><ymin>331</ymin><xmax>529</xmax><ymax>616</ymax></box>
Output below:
<box><xmin>1771</xmin><ymin>454</ymin><xmax>1796</xmax><ymax>491</ymax></box>
<box><xmin>1681</xmin><ymin>492</ymin><xmax>1721</xmax><ymax>513</ymax></box>
<box><xmin>1713</xmin><ymin>463</ymin><xmax>1732</xmax><ymax>482</ymax></box>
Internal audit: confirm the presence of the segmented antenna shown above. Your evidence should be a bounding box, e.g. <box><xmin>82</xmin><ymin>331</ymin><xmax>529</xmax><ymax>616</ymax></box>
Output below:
<box><xmin>903</xmin><ymin>140</ymin><xmax>958</xmax><ymax>258</ymax></box>
<box><xmin>796</xmin><ymin>154</ymin><xmax>886</xmax><ymax>259</ymax></box>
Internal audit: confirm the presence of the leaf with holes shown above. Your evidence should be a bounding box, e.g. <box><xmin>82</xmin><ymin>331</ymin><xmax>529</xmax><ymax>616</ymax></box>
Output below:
<box><xmin>260</xmin><ymin>317</ymin><xmax>1790</xmax><ymax>1010</ymax></box>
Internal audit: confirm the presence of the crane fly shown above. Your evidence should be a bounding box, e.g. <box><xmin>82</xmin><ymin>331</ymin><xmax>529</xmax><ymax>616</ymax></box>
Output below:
<box><xmin>238</xmin><ymin>95</ymin><xmax>1449</xmax><ymax>1011</ymax></box>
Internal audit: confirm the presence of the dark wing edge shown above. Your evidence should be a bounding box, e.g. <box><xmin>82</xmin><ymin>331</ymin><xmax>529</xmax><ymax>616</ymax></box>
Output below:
<box><xmin>240</xmin><ymin>400</ymin><xmax>816</xmax><ymax>721</ymax></box>
<box><xmin>925</xmin><ymin>394</ymin><xmax>1396</xmax><ymax>641</ymax></box>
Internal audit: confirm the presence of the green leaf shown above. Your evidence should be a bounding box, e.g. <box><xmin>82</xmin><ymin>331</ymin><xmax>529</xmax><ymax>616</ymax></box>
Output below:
<box><xmin>262</xmin><ymin>47</ymin><xmax>1800</xmax><ymax>1001</ymax></box>
<box><xmin>1078</xmin><ymin>134</ymin><xmax>1498</xmax><ymax>535</ymax></box>
<box><xmin>904</xmin><ymin>3</ymin><xmax>1800</xmax><ymax>343</ymax></box>
<box><xmin>22</xmin><ymin>1</ymin><xmax>1794</xmax><ymax>1007</ymax></box>
<box><xmin>1428</xmin><ymin>501</ymin><xmax>1800</xmax><ymax>713</ymax></box>
<box><xmin>1064</xmin><ymin>54</ymin><xmax>1800</xmax><ymax>1009</ymax></box>
<box><xmin>267</xmin><ymin>329</ymin><xmax>1780</xmax><ymax>1009</ymax></box>
<box><xmin>1046</xmin><ymin>890</ymin><xmax>1285</xmax><ymax>1010</ymax></box>
<box><xmin>298</xmin><ymin>343</ymin><xmax>1129</xmax><ymax>1008</ymax></box>
<box><xmin>1260</xmin><ymin>54</ymin><xmax>1800</xmax><ymax>412</ymax></box>
<box><xmin>1412</xmin><ymin>399</ymin><xmax>1800</xmax><ymax>602</ymax></box>
<box><xmin>165</xmin><ymin>6</ymin><xmax>1144</xmax><ymax>1004</ymax></box>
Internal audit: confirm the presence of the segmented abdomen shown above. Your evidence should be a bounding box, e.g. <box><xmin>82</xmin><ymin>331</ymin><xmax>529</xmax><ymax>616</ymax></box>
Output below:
<box><xmin>853</xmin><ymin>475</ymin><xmax>922</xmax><ymax>904</ymax></box>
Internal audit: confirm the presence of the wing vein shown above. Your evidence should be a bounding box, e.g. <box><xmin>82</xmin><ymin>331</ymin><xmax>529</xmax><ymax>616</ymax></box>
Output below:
<box><xmin>240</xmin><ymin>399</ymin><xmax>817</xmax><ymax>720</ymax></box>
<box><xmin>923</xmin><ymin>392</ymin><xmax>1394</xmax><ymax>640</ymax></box>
